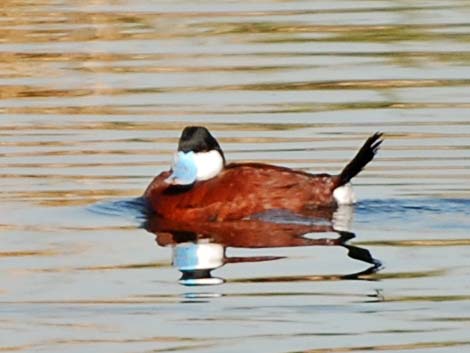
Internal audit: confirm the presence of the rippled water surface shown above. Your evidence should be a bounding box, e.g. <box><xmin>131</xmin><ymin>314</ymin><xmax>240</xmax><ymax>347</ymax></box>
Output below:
<box><xmin>2</xmin><ymin>1</ymin><xmax>470</xmax><ymax>352</ymax></box>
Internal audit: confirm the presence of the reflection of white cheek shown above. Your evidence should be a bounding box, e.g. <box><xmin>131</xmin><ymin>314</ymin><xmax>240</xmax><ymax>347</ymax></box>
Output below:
<box><xmin>172</xmin><ymin>242</ymin><xmax>224</xmax><ymax>271</ymax></box>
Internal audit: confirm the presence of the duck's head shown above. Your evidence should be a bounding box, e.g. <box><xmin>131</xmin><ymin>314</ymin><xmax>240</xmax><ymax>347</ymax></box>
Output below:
<box><xmin>165</xmin><ymin>126</ymin><xmax>225</xmax><ymax>186</ymax></box>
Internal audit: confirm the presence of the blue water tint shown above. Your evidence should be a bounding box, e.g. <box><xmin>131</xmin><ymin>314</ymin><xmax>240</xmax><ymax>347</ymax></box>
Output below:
<box><xmin>88</xmin><ymin>196</ymin><xmax>152</xmax><ymax>221</ymax></box>
<box><xmin>357</xmin><ymin>198</ymin><xmax>470</xmax><ymax>216</ymax></box>
<box><xmin>355</xmin><ymin>198</ymin><xmax>470</xmax><ymax>231</ymax></box>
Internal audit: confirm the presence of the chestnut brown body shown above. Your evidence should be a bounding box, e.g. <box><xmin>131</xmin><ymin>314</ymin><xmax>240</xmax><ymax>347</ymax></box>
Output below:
<box><xmin>145</xmin><ymin>163</ymin><xmax>339</xmax><ymax>222</ymax></box>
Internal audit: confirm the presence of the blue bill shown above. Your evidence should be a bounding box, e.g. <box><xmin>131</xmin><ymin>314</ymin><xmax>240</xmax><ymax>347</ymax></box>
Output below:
<box><xmin>165</xmin><ymin>151</ymin><xmax>198</xmax><ymax>185</ymax></box>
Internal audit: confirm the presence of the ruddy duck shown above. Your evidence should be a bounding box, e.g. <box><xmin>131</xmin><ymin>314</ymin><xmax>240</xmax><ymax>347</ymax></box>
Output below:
<box><xmin>144</xmin><ymin>126</ymin><xmax>383</xmax><ymax>222</ymax></box>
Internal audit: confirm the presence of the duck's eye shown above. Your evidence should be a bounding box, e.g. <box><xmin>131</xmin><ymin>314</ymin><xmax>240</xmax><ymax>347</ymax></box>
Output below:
<box><xmin>165</xmin><ymin>151</ymin><xmax>197</xmax><ymax>185</ymax></box>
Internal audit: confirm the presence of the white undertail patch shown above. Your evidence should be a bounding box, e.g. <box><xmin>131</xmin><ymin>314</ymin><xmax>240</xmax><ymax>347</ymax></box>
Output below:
<box><xmin>333</xmin><ymin>183</ymin><xmax>356</xmax><ymax>205</ymax></box>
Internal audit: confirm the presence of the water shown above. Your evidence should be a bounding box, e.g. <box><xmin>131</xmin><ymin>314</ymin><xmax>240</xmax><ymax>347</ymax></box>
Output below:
<box><xmin>1</xmin><ymin>0</ymin><xmax>470</xmax><ymax>352</ymax></box>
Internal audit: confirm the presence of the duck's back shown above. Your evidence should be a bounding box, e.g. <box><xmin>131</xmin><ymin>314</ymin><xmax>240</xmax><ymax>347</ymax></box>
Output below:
<box><xmin>145</xmin><ymin>163</ymin><xmax>338</xmax><ymax>222</ymax></box>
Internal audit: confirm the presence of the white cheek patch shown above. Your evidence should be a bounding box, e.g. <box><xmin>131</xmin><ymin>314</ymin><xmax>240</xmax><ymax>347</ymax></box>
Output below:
<box><xmin>193</xmin><ymin>150</ymin><xmax>224</xmax><ymax>181</ymax></box>
<box><xmin>333</xmin><ymin>183</ymin><xmax>356</xmax><ymax>205</ymax></box>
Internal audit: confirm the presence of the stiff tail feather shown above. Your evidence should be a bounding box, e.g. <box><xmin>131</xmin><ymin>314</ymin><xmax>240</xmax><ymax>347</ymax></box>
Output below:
<box><xmin>336</xmin><ymin>132</ymin><xmax>383</xmax><ymax>187</ymax></box>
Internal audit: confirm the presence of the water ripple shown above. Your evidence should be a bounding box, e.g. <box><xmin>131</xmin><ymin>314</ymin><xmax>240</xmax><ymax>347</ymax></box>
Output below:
<box><xmin>2</xmin><ymin>1</ymin><xmax>470</xmax><ymax>352</ymax></box>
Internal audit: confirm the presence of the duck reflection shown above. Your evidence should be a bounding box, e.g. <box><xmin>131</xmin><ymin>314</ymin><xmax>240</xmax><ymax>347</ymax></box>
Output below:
<box><xmin>144</xmin><ymin>206</ymin><xmax>382</xmax><ymax>286</ymax></box>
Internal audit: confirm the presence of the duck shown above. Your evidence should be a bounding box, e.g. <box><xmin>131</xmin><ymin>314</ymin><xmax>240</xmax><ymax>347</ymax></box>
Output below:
<box><xmin>144</xmin><ymin>126</ymin><xmax>383</xmax><ymax>222</ymax></box>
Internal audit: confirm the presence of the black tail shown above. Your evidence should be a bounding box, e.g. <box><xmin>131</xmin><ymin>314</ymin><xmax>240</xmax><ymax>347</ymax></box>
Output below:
<box><xmin>337</xmin><ymin>132</ymin><xmax>383</xmax><ymax>187</ymax></box>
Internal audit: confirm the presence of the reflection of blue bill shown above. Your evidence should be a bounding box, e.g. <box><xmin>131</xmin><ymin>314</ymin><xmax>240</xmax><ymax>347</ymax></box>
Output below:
<box><xmin>165</xmin><ymin>151</ymin><xmax>198</xmax><ymax>185</ymax></box>
<box><xmin>173</xmin><ymin>243</ymin><xmax>199</xmax><ymax>270</ymax></box>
